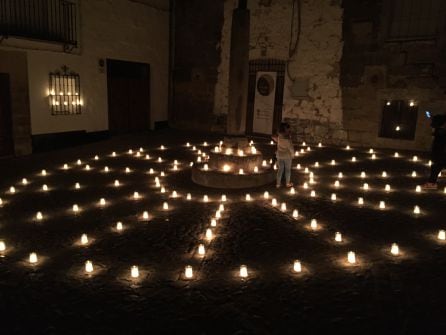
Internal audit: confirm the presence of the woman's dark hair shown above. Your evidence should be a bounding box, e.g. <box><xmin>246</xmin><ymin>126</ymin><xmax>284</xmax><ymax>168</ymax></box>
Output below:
<box><xmin>279</xmin><ymin>122</ymin><xmax>290</xmax><ymax>134</ymax></box>
<box><xmin>431</xmin><ymin>114</ymin><xmax>446</xmax><ymax>128</ymax></box>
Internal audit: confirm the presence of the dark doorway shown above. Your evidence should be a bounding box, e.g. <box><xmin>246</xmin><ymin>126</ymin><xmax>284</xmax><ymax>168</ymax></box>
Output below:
<box><xmin>0</xmin><ymin>73</ymin><xmax>13</xmax><ymax>157</ymax></box>
<box><xmin>106</xmin><ymin>59</ymin><xmax>150</xmax><ymax>133</ymax></box>
<box><xmin>246</xmin><ymin>59</ymin><xmax>285</xmax><ymax>135</ymax></box>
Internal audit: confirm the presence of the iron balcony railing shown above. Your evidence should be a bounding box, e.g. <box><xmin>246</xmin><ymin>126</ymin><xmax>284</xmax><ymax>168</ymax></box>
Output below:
<box><xmin>0</xmin><ymin>0</ymin><xmax>78</xmax><ymax>47</ymax></box>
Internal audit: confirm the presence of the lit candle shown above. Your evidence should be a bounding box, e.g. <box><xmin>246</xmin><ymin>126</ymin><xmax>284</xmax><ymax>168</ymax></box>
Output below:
<box><xmin>187</xmin><ymin>193</ymin><xmax>192</xmax><ymax>200</ymax></box>
<box><xmin>314</xmin><ymin>162</ymin><xmax>319</xmax><ymax>167</ymax></box>
<box><xmin>390</xmin><ymin>243</ymin><xmax>399</xmax><ymax>256</ymax></box>
<box><xmin>185</xmin><ymin>265</ymin><xmax>193</xmax><ymax>279</ymax></box>
<box><xmin>203</xmin><ymin>164</ymin><xmax>209</xmax><ymax>171</ymax></box>
<box><xmin>198</xmin><ymin>244</ymin><xmax>205</xmax><ymax>256</ymax></box>
<box><xmin>146</xmin><ymin>154</ymin><xmax>150</xmax><ymax>160</ymax></box>
<box><xmin>73</xmin><ymin>204</ymin><xmax>79</xmax><ymax>213</ymax></box>
<box><xmin>125</xmin><ymin>167</ymin><xmax>131</xmax><ymax>173</ymax></box>
<box><xmin>293</xmin><ymin>260</ymin><xmax>302</xmax><ymax>273</ymax></box>
<box><xmin>239</xmin><ymin>265</ymin><xmax>248</xmax><ymax>278</ymax></box>
<box><xmin>412</xmin><ymin>171</ymin><xmax>417</xmax><ymax>177</ymax></box>
<box><xmin>75</xmin><ymin>182</ymin><xmax>80</xmax><ymax>189</ymax></box>
<box><xmin>158</xmin><ymin>157</ymin><xmax>162</xmax><ymax>163</ymax></box>
<box><xmin>219</xmin><ymin>204</ymin><xmax>225</xmax><ymax>211</ymax></box>
<box><xmin>290</xmin><ymin>187</ymin><xmax>296</xmax><ymax>195</ymax></box>
<box><xmin>131</xmin><ymin>265</ymin><xmax>139</xmax><ymax>278</ymax></box>
<box><xmin>412</xmin><ymin>155</ymin><xmax>418</xmax><ymax>162</ymax></box>
<box><xmin>318</xmin><ymin>142</ymin><xmax>322</xmax><ymax>147</ymax></box>
<box><xmin>413</xmin><ymin>205</ymin><xmax>420</xmax><ymax>214</ymax></box>
<box><xmin>116</xmin><ymin>222</ymin><xmax>123</xmax><ymax>231</ymax></box>
<box><xmin>0</xmin><ymin>198</ymin><xmax>3</xmax><ymax>206</ymax></box>
<box><xmin>292</xmin><ymin>209</ymin><xmax>299</xmax><ymax>219</ymax></box>
<box><xmin>303</xmin><ymin>182</ymin><xmax>308</xmax><ymax>189</ymax></box>
<box><xmin>172</xmin><ymin>190</ymin><xmax>178</xmax><ymax>198</ymax></box>
<box><xmin>338</xmin><ymin>172</ymin><xmax>343</xmax><ymax>178</ymax></box>
<box><xmin>0</xmin><ymin>240</ymin><xmax>5</xmax><ymax>252</ymax></box>
<box><xmin>63</xmin><ymin>164</ymin><xmax>68</xmax><ymax>170</ymax></box>
<box><xmin>205</xmin><ymin>228</ymin><xmax>213</xmax><ymax>241</ymax></box>
<box><xmin>211</xmin><ymin>218</ymin><xmax>217</xmax><ymax>227</ymax></box>
<box><xmin>394</xmin><ymin>152</ymin><xmax>399</xmax><ymax>158</ymax></box>
<box><xmin>160</xmin><ymin>145</ymin><xmax>165</xmax><ymax>150</ymax></box>
<box><xmin>263</xmin><ymin>191</ymin><xmax>269</xmax><ymax>199</ymax></box>
<box><xmin>42</xmin><ymin>184</ymin><xmax>48</xmax><ymax>191</ymax></box>
<box><xmin>186</xmin><ymin>142</ymin><xmax>190</xmax><ymax>147</ymax></box>
<box><xmin>415</xmin><ymin>185</ymin><xmax>421</xmax><ymax>193</ymax></box>
<box><xmin>114</xmin><ymin>180</ymin><xmax>120</xmax><ymax>187</ymax></box>
<box><xmin>22</xmin><ymin>178</ymin><xmax>28</xmax><ymax>185</ymax></box>
<box><xmin>281</xmin><ymin>203</ymin><xmax>287</xmax><ymax>211</ymax></box>
<box><xmin>253</xmin><ymin>166</ymin><xmax>259</xmax><ymax>173</ymax></box>
<box><xmin>203</xmin><ymin>195</ymin><xmax>209</xmax><ymax>202</ymax></box>
<box><xmin>385</xmin><ymin>184</ymin><xmax>391</xmax><ymax>192</ymax></box>
<box><xmin>379</xmin><ymin>201</ymin><xmax>386</xmax><ymax>209</ymax></box>
<box><xmin>29</xmin><ymin>252</ymin><xmax>38</xmax><ymax>264</ymax></box>
<box><xmin>128</xmin><ymin>149</ymin><xmax>133</xmax><ymax>154</ymax></box>
<box><xmin>331</xmin><ymin>193</ymin><xmax>337</xmax><ymax>201</ymax></box>
<box><xmin>331</xmin><ymin>160</ymin><xmax>336</xmax><ymax>165</ymax></box>
<box><xmin>335</xmin><ymin>232</ymin><xmax>342</xmax><ymax>242</ymax></box>
<box><xmin>81</xmin><ymin>234</ymin><xmax>88</xmax><ymax>245</ymax></box>
<box><xmin>262</xmin><ymin>160</ymin><xmax>267</xmax><ymax>167</ymax></box>
<box><xmin>371</xmin><ymin>154</ymin><xmax>376</xmax><ymax>160</ymax></box>
<box><xmin>223</xmin><ymin>164</ymin><xmax>231</xmax><ymax>172</ymax></box>
<box><xmin>271</xmin><ymin>198</ymin><xmax>277</xmax><ymax>206</ymax></box>
<box><xmin>99</xmin><ymin>198</ymin><xmax>106</xmax><ymax>206</ymax></box>
<box><xmin>347</xmin><ymin>251</ymin><xmax>356</xmax><ymax>264</ymax></box>
<box><xmin>310</xmin><ymin>190</ymin><xmax>316</xmax><ymax>197</ymax></box>
<box><xmin>161</xmin><ymin>187</ymin><xmax>166</xmax><ymax>193</ymax></box>
<box><xmin>85</xmin><ymin>165</ymin><xmax>90</xmax><ymax>171</ymax></box>
<box><xmin>382</xmin><ymin>171</ymin><xmax>387</xmax><ymax>178</ymax></box>
<box><xmin>351</xmin><ymin>157</ymin><xmax>356</xmax><ymax>162</ymax></box>
<box><xmin>346</xmin><ymin>145</ymin><xmax>351</xmax><ymax>150</ymax></box>
<box><xmin>142</xmin><ymin>211</ymin><xmax>149</xmax><ymax>220</ymax></box>
<box><xmin>334</xmin><ymin>180</ymin><xmax>340</xmax><ymax>187</ymax></box>
<box><xmin>360</xmin><ymin>171</ymin><xmax>366</xmax><ymax>178</ymax></box>
<box><xmin>215</xmin><ymin>210</ymin><xmax>221</xmax><ymax>219</ymax></box>
<box><xmin>112</xmin><ymin>152</ymin><xmax>116</xmax><ymax>157</ymax></box>
<box><xmin>36</xmin><ymin>211</ymin><xmax>43</xmax><ymax>221</ymax></box>
<box><xmin>363</xmin><ymin>183</ymin><xmax>369</xmax><ymax>190</ymax></box>
<box><xmin>94</xmin><ymin>155</ymin><xmax>99</xmax><ymax>160</ymax></box>
<box><xmin>9</xmin><ymin>186</ymin><xmax>15</xmax><ymax>194</ymax></box>
<box><xmin>221</xmin><ymin>194</ymin><xmax>227</xmax><ymax>202</ymax></box>
<box><xmin>41</xmin><ymin>169</ymin><xmax>47</xmax><ymax>176</ymax></box>
<box><xmin>245</xmin><ymin>194</ymin><xmax>251</xmax><ymax>201</ymax></box>
<box><xmin>358</xmin><ymin>197</ymin><xmax>364</xmax><ymax>205</ymax></box>
<box><xmin>296</xmin><ymin>163</ymin><xmax>301</xmax><ymax>169</ymax></box>
<box><xmin>295</xmin><ymin>151</ymin><xmax>299</xmax><ymax>157</ymax></box>
<box><xmin>239</xmin><ymin>168</ymin><xmax>244</xmax><ymax>175</ymax></box>
<box><xmin>163</xmin><ymin>202</ymin><xmax>169</xmax><ymax>210</ymax></box>
<box><xmin>438</xmin><ymin>230</ymin><xmax>445</xmax><ymax>240</ymax></box>
<box><xmin>310</xmin><ymin>219</ymin><xmax>318</xmax><ymax>230</ymax></box>
<box><xmin>133</xmin><ymin>192</ymin><xmax>140</xmax><ymax>200</ymax></box>
<box><xmin>104</xmin><ymin>166</ymin><xmax>109</xmax><ymax>173</ymax></box>
<box><xmin>197</xmin><ymin>157</ymin><xmax>202</xmax><ymax>163</ymax></box>
<box><xmin>85</xmin><ymin>260</ymin><xmax>94</xmax><ymax>273</ymax></box>
<box><xmin>251</xmin><ymin>147</ymin><xmax>257</xmax><ymax>154</ymax></box>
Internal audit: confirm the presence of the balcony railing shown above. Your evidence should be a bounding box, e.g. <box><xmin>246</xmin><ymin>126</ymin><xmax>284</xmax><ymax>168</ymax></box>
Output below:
<box><xmin>0</xmin><ymin>0</ymin><xmax>78</xmax><ymax>47</ymax></box>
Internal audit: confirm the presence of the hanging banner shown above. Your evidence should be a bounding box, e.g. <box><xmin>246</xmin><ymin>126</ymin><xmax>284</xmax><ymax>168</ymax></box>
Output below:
<box><xmin>252</xmin><ymin>71</ymin><xmax>277</xmax><ymax>134</ymax></box>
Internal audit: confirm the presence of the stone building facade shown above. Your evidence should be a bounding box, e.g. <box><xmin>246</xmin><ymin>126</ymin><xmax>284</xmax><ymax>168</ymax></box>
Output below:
<box><xmin>172</xmin><ymin>0</ymin><xmax>446</xmax><ymax>151</ymax></box>
<box><xmin>0</xmin><ymin>0</ymin><xmax>169</xmax><ymax>155</ymax></box>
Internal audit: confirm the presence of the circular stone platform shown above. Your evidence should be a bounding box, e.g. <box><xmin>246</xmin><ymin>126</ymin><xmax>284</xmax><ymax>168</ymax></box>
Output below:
<box><xmin>192</xmin><ymin>166</ymin><xmax>276</xmax><ymax>189</ymax></box>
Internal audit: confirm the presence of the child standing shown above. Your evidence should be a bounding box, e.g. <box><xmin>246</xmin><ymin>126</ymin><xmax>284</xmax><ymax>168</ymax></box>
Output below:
<box><xmin>273</xmin><ymin>122</ymin><xmax>294</xmax><ymax>188</ymax></box>
<box><xmin>423</xmin><ymin>114</ymin><xmax>446</xmax><ymax>189</ymax></box>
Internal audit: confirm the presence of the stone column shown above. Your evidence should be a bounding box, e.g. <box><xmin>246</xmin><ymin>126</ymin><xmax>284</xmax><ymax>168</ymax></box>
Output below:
<box><xmin>227</xmin><ymin>0</ymin><xmax>250</xmax><ymax>135</ymax></box>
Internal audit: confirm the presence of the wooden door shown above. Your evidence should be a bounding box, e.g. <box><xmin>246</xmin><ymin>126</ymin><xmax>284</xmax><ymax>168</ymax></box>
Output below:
<box><xmin>0</xmin><ymin>73</ymin><xmax>13</xmax><ymax>156</ymax></box>
<box><xmin>107</xmin><ymin>59</ymin><xmax>150</xmax><ymax>133</ymax></box>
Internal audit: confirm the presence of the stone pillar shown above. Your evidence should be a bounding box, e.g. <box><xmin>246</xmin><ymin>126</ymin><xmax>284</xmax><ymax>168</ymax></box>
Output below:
<box><xmin>227</xmin><ymin>0</ymin><xmax>250</xmax><ymax>135</ymax></box>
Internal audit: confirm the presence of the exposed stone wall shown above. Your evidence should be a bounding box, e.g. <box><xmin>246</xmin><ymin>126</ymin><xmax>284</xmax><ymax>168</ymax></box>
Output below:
<box><xmin>214</xmin><ymin>0</ymin><xmax>345</xmax><ymax>143</ymax></box>
<box><xmin>342</xmin><ymin>0</ymin><xmax>446</xmax><ymax>151</ymax></box>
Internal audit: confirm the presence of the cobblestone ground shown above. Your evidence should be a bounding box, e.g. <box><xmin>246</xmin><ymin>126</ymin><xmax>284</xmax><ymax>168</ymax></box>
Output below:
<box><xmin>0</xmin><ymin>129</ymin><xmax>445</xmax><ymax>334</ymax></box>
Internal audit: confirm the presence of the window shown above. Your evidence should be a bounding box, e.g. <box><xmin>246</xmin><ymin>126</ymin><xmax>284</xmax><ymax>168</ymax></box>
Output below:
<box><xmin>48</xmin><ymin>67</ymin><xmax>82</xmax><ymax>115</ymax></box>
<box><xmin>379</xmin><ymin>100</ymin><xmax>418</xmax><ymax>140</ymax></box>
<box><xmin>387</xmin><ymin>0</ymin><xmax>444</xmax><ymax>41</ymax></box>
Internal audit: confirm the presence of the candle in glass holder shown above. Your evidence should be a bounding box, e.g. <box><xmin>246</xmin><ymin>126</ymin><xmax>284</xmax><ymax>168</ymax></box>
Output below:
<box><xmin>36</xmin><ymin>211</ymin><xmax>43</xmax><ymax>221</ymax></box>
<box><xmin>245</xmin><ymin>193</ymin><xmax>251</xmax><ymax>201</ymax></box>
<box><xmin>390</xmin><ymin>243</ymin><xmax>399</xmax><ymax>256</ymax></box>
<box><xmin>347</xmin><ymin>251</ymin><xmax>356</xmax><ymax>264</ymax></box>
<box><xmin>85</xmin><ymin>260</ymin><xmax>94</xmax><ymax>273</ymax></box>
<box><xmin>163</xmin><ymin>202</ymin><xmax>169</xmax><ymax>210</ymax></box>
<box><xmin>73</xmin><ymin>204</ymin><xmax>79</xmax><ymax>213</ymax></box>
<box><xmin>205</xmin><ymin>228</ymin><xmax>213</xmax><ymax>241</ymax></box>
<box><xmin>239</xmin><ymin>265</ymin><xmax>248</xmax><ymax>278</ymax></box>
<box><xmin>99</xmin><ymin>198</ymin><xmax>106</xmax><ymax>206</ymax></box>
<box><xmin>114</xmin><ymin>180</ymin><xmax>120</xmax><ymax>187</ymax></box>
<box><xmin>271</xmin><ymin>198</ymin><xmax>277</xmax><ymax>206</ymax></box>
<box><xmin>335</xmin><ymin>232</ymin><xmax>342</xmax><ymax>242</ymax></box>
<box><xmin>293</xmin><ymin>260</ymin><xmax>302</xmax><ymax>273</ymax></box>
<box><xmin>358</xmin><ymin>197</ymin><xmax>364</xmax><ymax>205</ymax></box>
<box><xmin>198</xmin><ymin>244</ymin><xmax>205</xmax><ymax>256</ymax></box>
<box><xmin>81</xmin><ymin>234</ymin><xmax>88</xmax><ymax>245</ymax></box>
<box><xmin>9</xmin><ymin>186</ymin><xmax>15</xmax><ymax>194</ymax></box>
<box><xmin>413</xmin><ymin>205</ymin><xmax>420</xmax><ymax>214</ymax></box>
<box><xmin>310</xmin><ymin>190</ymin><xmax>316</xmax><ymax>197</ymax></box>
<box><xmin>211</xmin><ymin>218</ymin><xmax>217</xmax><ymax>227</ymax></box>
<box><xmin>142</xmin><ymin>211</ymin><xmax>149</xmax><ymax>220</ymax></box>
<box><xmin>0</xmin><ymin>240</ymin><xmax>5</xmax><ymax>252</ymax></box>
<box><xmin>415</xmin><ymin>185</ymin><xmax>421</xmax><ymax>193</ymax></box>
<box><xmin>187</xmin><ymin>193</ymin><xmax>192</xmax><ymax>200</ymax></box>
<box><xmin>292</xmin><ymin>209</ymin><xmax>299</xmax><ymax>219</ymax></box>
<box><xmin>185</xmin><ymin>265</ymin><xmax>193</xmax><ymax>278</ymax></box>
<box><xmin>385</xmin><ymin>184</ymin><xmax>391</xmax><ymax>192</ymax></box>
<box><xmin>116</xmin><ymin>222</ymin><xmax>123</xmax><ymax>231</ymax></box>
<box><xmin>379</xmin><ymin>201</ymin><xmax>386</xmax><ymax>209</ymax></box>
<box><xmin>331</xmin><ymin>193</ymin><xmax>337</xmax><ymax>201</ymax></box>
<box><xmin>221</xmin><ymin>194</ymin><xmax>227</xmax><ymax>202</ymax></box>
<box><xmin>203</xmin><ymin>195</ymin><xmax>209</xmax><ymax>202</ymax></box>
<box><xmin>29</xmin><ymin>252</ymin><xmax>38</xmax><ymax>264</ymax></box>
<box><xmin>438</xmin><ymin>230</ymin><xmax>445</xmax><ymax>240</ymax></box>
<box><xmin>310</xmin><ymin>219</ymin><xmax>318</xmax><ymax>230</ymax></box>
<box><xmin>281</xmin><ymin>202</ymin><xmax>287</xmax><ymax>211</ymax></box>
<box><xmin>131</xmin><ymin>266</ymin><xmax>139</xmax><ymax>278</ymax></box>
<box><xmin>263</xmin><ymin>191</ymin><xmax>269</xmax><ymax>199</ymax></box>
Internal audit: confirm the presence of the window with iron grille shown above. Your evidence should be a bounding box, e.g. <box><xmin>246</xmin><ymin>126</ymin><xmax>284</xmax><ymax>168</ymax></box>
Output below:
<box><xmin>48</xmin><ymin>66</ymin><xmax>82</xmax><ymax>115</ymax></box>
<box><xmin>0</xmin><ymin>0</ymin><xmax>78</xmax><ymax>47</ymax></box>
<box><xmin>387</xmin><ymin>0</ymin><xmax>444</xmax><ymax>41</ymax></box>
<box><xmin>379</xmin><ymin>100</ymin><xmax>418</xmax><ymax>140</ymax></box>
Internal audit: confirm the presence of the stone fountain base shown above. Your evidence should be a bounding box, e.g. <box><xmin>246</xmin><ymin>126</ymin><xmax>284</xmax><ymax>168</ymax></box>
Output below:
<box><xmin>192</xmin><ymin>136</ymin><xmax>276</xmax><ymax>189</ymax></box>
<box><xmin>192</xmin><ymin>167</ymin><xmax>275</xmax><ymax>189</ymax></box>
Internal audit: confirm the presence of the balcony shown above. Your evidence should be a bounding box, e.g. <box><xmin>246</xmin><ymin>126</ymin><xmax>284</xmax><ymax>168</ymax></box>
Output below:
<box><xmin>0</xmin><ymin>0</ymin><xmax>78</xmax><ymax>47</ymax></box>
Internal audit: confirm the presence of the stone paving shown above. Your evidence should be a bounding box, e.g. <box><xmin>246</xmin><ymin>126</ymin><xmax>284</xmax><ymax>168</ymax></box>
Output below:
<box><xmin>0</xmin><ymin>129</ymin><xmax>445</xmax><ymax>334</ymax></box>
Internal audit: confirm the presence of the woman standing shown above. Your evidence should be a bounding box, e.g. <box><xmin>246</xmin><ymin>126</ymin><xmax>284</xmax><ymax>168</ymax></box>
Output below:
<box><xmin>272</xmin><ymin>122</ymin><xmax>294</xmax><ymax>188</ymax></box>
<box><xmin>423</xmin><ymin>114</ymin><xmax>446</xmax><ymax>189</ymax></box>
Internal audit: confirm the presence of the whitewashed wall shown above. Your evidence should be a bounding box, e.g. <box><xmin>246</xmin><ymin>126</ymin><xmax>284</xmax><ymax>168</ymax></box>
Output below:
<box><xmin>0</xmin><ymin>0</ymin><xmax>169</xmax><ymax>135</ymax></box>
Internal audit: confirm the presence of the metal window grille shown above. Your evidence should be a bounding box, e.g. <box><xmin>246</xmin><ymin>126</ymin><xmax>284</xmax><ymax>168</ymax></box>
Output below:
<box><xmin>49</xmin><ymin>66</ymin><xmax>82</xmax><ymax>115</ymax></box>
<box><xmin>0</xmin><ymin>0</ymin><xmax>78</xmax><ymax>47</ymax></box>
<box><xmin>387</xmin><ymin>0</ymin><xmax>443</xmax><ymax>41</ymax></box>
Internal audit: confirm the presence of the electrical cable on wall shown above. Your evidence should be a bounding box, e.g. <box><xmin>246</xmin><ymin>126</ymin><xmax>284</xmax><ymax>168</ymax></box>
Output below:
<box><xmin>287</xmin><ymin>0</ymin><xmax>301</xmax><ymax>81</ymax></box>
